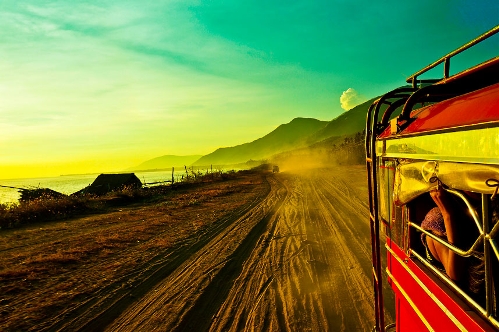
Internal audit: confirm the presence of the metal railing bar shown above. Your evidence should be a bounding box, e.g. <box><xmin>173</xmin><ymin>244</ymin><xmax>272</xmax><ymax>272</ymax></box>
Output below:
<box><xmin>410</xmin><ymin>222</ymin><xmax>484</xmax><ymax>258</ymax></box>
<box><xmin>482</xmin><ymin>194</ymin><xmax>493</xmax><ymax>315</ymax></box>
<box><xmin>406</xmin><ymin>25</ymin><xmax>499</xmax><ymax>84</ymax></box>
<box><xmin>488</xmin><ymin>239</ymin><xmax>499</xmax><ymax>261</ymax></box>
<box><xmin>410</xmin><ymin>249</ymin><xmax>494</xmax><ymax>323</ymax></box>
<box><xmin>487</xmin><ymin>218</ymin><xmax>499</xmax><ymax>239</ymax></box>
<box><xmin>445</xmin><ymin>187</ymin><xmax>483</xmax><ymax>234</ymax></box>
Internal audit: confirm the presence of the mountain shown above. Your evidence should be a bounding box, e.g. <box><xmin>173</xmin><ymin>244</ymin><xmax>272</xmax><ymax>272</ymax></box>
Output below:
<box><xmin>128</xmin><ymin>155</ymin><xmax>203</xmax><ymax>171</ymax></box>
<box><xmin>138</xmin><ymin>98</ymin><xmax>377</xmax><ymax>169</ymax></box>
<box><xmin>306</xmin><ymin>97</ymin><xmax>377</xmax><ymax>143</ymax></box>
<box><xmin>192</xmin><ymin>118</ymin><xmax>328</xmax><ymax>166</ymax></box>
<box><xmin>267</xmin><ymin>99</ymin><xmax>377</xmax><ymax>170</ymax></box>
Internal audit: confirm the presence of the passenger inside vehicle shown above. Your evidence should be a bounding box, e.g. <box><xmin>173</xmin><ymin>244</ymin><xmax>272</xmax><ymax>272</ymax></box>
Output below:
<box><xmin>420</xmin><ymin>187</ymin><xmax>486</xmax><ymax>302</ymax></box>
<box><xmin>421</xmin><ymin>188</ymin><xmax>468</xmax><ymax>281</ymax></box>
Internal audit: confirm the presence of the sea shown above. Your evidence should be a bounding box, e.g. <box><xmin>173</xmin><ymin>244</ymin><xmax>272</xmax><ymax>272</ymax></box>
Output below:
<box><xmin>0</xmin><ymin>168</ymin><xmax>214</xmax><ymax>205</ymax></box>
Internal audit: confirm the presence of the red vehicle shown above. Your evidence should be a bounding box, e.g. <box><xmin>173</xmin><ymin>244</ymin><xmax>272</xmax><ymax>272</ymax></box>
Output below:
<box><xmin>366</xmin><ymin>25</ymin><xmax>499</xmax><ymax>331</ymax></box>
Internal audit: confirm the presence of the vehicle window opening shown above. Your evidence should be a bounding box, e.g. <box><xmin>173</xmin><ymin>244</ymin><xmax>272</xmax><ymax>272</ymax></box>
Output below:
<box><xmin>407</xmin><ymin>190</ymin><xmax>499</xmax><ymax>317</ymax></box>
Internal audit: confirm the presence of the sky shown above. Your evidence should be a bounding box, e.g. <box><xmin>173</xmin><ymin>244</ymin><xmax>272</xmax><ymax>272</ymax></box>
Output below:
<box><xmin>1</xmin><ymin>0</ymin><xmax>498</xmax><ymax>179</ymax></box>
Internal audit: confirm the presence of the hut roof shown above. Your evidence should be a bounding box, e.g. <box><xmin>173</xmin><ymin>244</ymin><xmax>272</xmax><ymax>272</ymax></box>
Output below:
<box><xmin>75</xmin><ymin>173</ymin><xmax>142</xmax><ymax>196</ymax></box>
<box><xmin>91</xmin><ymin>173</ymin><xmax>142</xmax><ymax>187</ymax></box>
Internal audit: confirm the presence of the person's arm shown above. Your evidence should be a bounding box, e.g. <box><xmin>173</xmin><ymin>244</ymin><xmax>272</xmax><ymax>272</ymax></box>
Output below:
<box><xmin>430</xmin><ymin>188</ymin><xmax>465</xmax><ymax>281</ymax></box>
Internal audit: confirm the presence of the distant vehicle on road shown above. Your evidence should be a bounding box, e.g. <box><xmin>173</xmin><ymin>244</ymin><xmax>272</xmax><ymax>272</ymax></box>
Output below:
<box><xmin>272</xmin><ymin>165</ymin><xmax>279</xmax><ymax>173</ymax></box>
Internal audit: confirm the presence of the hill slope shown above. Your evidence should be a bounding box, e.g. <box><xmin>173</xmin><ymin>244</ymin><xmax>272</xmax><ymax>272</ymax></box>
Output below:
<box><xmin>307</xmin><ymin>97</ymin><xmax>376</xmax><ymax>143</ymax></box>
<box><xmin>267</xmin><ymin>99</ymin><xmax>376</xmax><ymax>170</ymax></box>
<box><xmin>139</xmin><ymin>98</ymin><xmax>376</xmax><ymax>169</ymax></box>
<box><xmin>192</xmin><ymin>118</ymin><xmax>328</xmax><ymax>166</ymax></box>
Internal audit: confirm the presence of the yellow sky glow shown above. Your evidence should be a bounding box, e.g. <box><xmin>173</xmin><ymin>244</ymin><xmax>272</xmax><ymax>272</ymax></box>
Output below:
<box><xmin>2</xmin><ymin>1</ymin><xmax>496</xmax><ymax>180</ymax></box>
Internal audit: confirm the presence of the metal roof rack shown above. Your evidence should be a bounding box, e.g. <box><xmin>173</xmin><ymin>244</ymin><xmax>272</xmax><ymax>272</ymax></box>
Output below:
<box><xmin>407</xmin><ymin>25</ymin><xmax>499</xmax><ymax>88</ymax></box>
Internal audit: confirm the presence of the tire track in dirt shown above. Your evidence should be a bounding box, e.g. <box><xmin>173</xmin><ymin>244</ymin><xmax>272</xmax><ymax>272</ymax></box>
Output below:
<box><xmin>105</xmin><ymin>175</ymin><xmax>287</xmax><ymax>331</ymax></box>
<box><xmin>313</xmin><ymin>168</ymin><xmax>395</xmax><ymax>323</ymax></box>
<box><xmin>42</xmin><ymin>177</ymin><xmax>272</xmax><ymax>332</ymax></box>
<box><xmin>306</xmin><ymin>173</ymin><xmax>375</xmax><ymax>330</ymax></box>
<box><xmin>198</xmin><ymin>167</ymin><xmax>388</xmax><ymax>331</ymax></box>
<box><xmin>45</xmin><ymin>167</ymin><xmax>391</xmax><ymax>331</ymax></box>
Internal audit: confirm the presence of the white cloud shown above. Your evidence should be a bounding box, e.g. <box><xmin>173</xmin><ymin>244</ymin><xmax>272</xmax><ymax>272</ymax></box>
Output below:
<box><xmin>340</xmin><ymin>87</ymin><xmax>365</xmax><ymax>111</ymax></box>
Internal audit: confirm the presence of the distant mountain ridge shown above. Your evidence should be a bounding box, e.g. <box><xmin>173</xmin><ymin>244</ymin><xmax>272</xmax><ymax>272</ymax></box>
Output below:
<box><xmin>192</xmin><ymin>117</ymin><xmax>328</xmax><ymax>166</ymax></box>
<box><xmin>132</xmin><ymin>98</ymin><xmax>375</xmax><ymax>169</ymax></box>
<box><xmin>307</xmin><ymin>97</ymin><xmax>376</xmax><ymax>143</ymax></box>
<box><xmin>128</xmin><ymin>155</ymin><xmax>203</xmax><ymax>171</ymax></box>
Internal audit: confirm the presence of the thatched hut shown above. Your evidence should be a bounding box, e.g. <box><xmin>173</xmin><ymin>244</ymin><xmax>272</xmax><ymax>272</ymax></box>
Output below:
<box><xmin>73</xmin><ymin>173</ymin><xmax>142</xmax><ymax>196</ymax></box>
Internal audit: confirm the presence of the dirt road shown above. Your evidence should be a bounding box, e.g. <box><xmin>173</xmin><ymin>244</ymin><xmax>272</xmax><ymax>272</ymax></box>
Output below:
<box><xmin>106</xmin><ymin>166</ymin><xmax>390</xmax><ymax>331</ymax></box>
<box><xmin>1</xmin><ymin>166</ymin><xmax>393</xmax><ymax>331</ymax></box>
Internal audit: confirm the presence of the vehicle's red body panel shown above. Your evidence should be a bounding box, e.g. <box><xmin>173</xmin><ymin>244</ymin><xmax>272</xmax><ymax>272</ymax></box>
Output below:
<box><xmin>386</xmin><ymin>238</ymin><xmax>496</xmax><ymax>331</ymax></box>
<box><xmin>379</xmin><ymin>83</ymin><xmax>499</xmax><ymax>139</ymax></box>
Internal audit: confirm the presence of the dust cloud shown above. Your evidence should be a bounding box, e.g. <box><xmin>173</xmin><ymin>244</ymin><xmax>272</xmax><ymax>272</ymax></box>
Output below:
<box><xmin>270</xmin><ymin>148</ymin><xmax>337</xmax><ymax>173</ymax></box>
<box><xmin>268</xmin><ymin>137</ymin><xmax>366</xmax><ymax>172</ymax></box>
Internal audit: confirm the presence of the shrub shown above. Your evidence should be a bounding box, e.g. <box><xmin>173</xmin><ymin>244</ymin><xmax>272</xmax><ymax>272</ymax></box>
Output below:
<box><xmin>0</xmin><ymin>196</ymin><xmax>96</xmax><ymax>230</ymax></box>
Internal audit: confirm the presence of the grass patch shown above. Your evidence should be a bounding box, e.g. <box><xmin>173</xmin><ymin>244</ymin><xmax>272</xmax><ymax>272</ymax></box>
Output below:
<box><xmin>0</xmin><ymin>169</ymin><xmax>246</xmax><ymax>230</ymax></box>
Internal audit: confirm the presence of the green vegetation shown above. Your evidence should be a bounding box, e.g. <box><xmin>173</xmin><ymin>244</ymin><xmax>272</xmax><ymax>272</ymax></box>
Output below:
<box><xmin>330</xmin><ymin>130</ymin><xmax>365</xmax><ymax>165</ymax></box>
